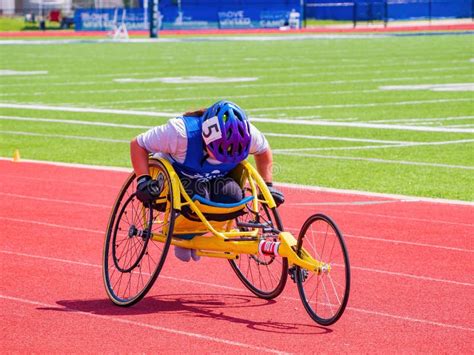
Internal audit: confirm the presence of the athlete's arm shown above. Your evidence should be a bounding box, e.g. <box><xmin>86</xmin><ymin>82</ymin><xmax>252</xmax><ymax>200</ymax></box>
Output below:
<box><xmin>130</xmin><ymin>138</ymin><xmax>150</xmax><ymax>178</ymax></box>
<box><xmin>254</xmin><ymin>148</ymin><xmax>273</xmax><ymax>183</ymax></box>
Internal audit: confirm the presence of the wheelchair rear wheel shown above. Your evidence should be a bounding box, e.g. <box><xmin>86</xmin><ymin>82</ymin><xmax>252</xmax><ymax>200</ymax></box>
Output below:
<box><xmin>229</xmin><ymin>203</ymin><xmax>288</xmax><ymax>300</ymax></box>
<box><xmin>295</xmin><ymin>213</ymin><xmax>350</xmax><ymax>326</ymax></box>
<box><xmin>103</xmin><ymin>160</ymin><xmax>176</xmax><ymax>306</ymax></box>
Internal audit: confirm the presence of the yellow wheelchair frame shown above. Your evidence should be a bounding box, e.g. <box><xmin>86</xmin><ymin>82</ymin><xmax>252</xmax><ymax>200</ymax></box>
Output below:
<box><xmin>103</xmin><ymin>157</ymin><xmax>350</xmax><ymax>326</ymax></box>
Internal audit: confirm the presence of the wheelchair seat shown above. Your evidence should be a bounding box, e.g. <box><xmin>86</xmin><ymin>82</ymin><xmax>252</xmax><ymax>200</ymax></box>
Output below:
<box><xmin>183</xmin><ymin>194</ymin><xmax>253</xmax><ymax>222</ymax></box>
<box><xmin>173</xmin><ymin>195</ymin><xmax>254</xmax><ymax>239</ymax></box>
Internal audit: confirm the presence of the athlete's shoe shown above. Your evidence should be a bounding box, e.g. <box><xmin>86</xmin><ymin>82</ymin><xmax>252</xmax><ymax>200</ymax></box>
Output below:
<box><xmin>174</xmin><ymin>246</ymin><xmax>191</xmax><ymax>262</ymax></box>
<box><xmin>191</xmin><ymin>249</ymin><xmax>201</xmax><ymax>262</ymax></box>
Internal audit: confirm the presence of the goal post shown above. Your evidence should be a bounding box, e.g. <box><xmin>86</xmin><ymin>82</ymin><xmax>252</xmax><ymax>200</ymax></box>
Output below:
<box><xmin>149</xmin><ymin>0</ymin><xmax>160</xmax><ymax>38</ymax></box>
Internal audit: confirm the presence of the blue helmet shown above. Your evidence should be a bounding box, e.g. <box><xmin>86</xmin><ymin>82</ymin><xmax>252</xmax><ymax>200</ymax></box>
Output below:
<box><xmin>201</xmin><ymin>100</ymin><xmax>251</xmax><ymax>164</ymax></box>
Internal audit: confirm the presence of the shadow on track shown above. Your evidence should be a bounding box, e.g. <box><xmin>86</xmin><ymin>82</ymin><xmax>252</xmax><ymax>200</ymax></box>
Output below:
<box><xmin>38</xmin><ymin>293</ymin><xmax>331</xmax><ymax>335</ymax></box>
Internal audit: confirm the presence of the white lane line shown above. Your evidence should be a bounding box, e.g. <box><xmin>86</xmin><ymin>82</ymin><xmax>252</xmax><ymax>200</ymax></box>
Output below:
<box><xmin>0</xmin><ymin>173</ymin><xmax>120</xmax><ymax>189</ymax></box>
<box><xmin>0</xmin><ymin>192</ymin><xmax>110</xmax><ymax>209</ymax></box>
<box><xmin>0</xmin><ymin>294</ymin><xmax>287</xmax><ymax>354</ymax></box>
<box><xmin>1</xmin><ymin>249</ymin><xmax>473</xmax><ymax>332</ymax></box>
<box><xmin>283</xmin><ymin>226</ymin><xmax>472</xmax><ymax>253</ymax></box>
<box><xmin>4</xmin><ymin>215</ymin><xmax>472</xmax><ymax>253</ymax></box>
<box><xmin>274</xmin><ymin>151</ymin><xmax>474</xmax><ymax>170</ymax></box>
<box><xmin>1</xmin><ymin>102</ymin><xmax>473</xmax><ymax>133</ymax></box>
<box><xmin>0</xmin><ymin>130</ymin><xmax>130</xmax><ymax>144</ymax></box>
<box><xmin>0</xmin><ymin>217</ymin><xmax>103</xmax><ymax>235</ymax></box>
<box><xmin>1</xmin><ymin>157</ymin><xmax>472</xmax><ymax>206</ymax></box>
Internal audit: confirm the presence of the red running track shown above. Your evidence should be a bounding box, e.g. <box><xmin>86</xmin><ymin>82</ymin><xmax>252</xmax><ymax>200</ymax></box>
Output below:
<box><xmin>1</xmin><ymin>160</ymin><xmax>473</xmax><ymax>353</ymax></box>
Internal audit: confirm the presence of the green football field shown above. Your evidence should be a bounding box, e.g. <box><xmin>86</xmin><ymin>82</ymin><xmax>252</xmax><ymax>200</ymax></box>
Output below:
<box><xmin>1</xmin><ymin>34</ymin><xmax>473</xmax><ymax>201</ymax></box>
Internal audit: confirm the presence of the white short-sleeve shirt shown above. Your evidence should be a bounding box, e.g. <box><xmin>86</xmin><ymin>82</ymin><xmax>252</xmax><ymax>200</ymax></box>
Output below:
<box><xmin>137</xmin><ymin>118</ymin><xmax>268</xmax><ymax>164</ymax></box>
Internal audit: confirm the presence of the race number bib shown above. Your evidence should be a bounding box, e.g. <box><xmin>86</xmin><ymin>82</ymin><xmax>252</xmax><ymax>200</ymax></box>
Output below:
<box><xmin>202</xmin><ymin>116</ymin><xmax>222</xmax><ymax>145</ymax></box>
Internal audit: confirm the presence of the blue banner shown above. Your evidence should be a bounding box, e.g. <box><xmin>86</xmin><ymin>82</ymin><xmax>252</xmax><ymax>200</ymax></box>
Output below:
<box><xmin>75</xmin><ymin>9</ymin><xmax>148</xmax><ymax>31</ymax></box>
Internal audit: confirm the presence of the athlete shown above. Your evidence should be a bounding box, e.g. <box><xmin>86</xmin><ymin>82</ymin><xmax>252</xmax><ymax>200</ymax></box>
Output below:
<box><xmin>130</xmin><ymin>100</ymin><xmax>284</xmax><ymax>262</ymax></box>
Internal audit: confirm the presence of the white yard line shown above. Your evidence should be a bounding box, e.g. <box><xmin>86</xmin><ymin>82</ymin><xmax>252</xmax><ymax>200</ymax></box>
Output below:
<box><xmin>251</xmin><ymin>98</ymin><xmax>472</xmax><ymax>112</ymax></box>
<box><xmin>0</xmin><ymin>130</ymin><xmax>130</xmax><ymax>144</ymax></box>
<box><xmin>0</xmin><ymin>115</ymin><xmax>414</xmax><ymax>144</ymax></box>
<box><xmin>370</xmin><ymin>115</ymin><xmax>474</xmax><ymax>124</ymax></box>
<box><xmin>273</xmin><ymin>139</ymin><xmax>474</xmax><ymax>152</ymax></box>
<box><xmin>0</xmin><ymin>103</ymin><xmax>179</xmax><ymax>117</ymax></box>
<box><xmin>1</xmin><ymin>73</ymin><xmax>470</xmax><ymax>97</ymax></box>
<box><xmin>2</xmin><ymin>130</ymin><xmax>472</xmax><ymax>168</ymax></box>
<box><xmin>1</xmin><ymin>103</ymin><xmax>472</xmax><ymax>133</ymax></box>
<box><xmin>274</xmin><ymin>151</ymin><xmax>474</xmax><ymax>170</ymax></box>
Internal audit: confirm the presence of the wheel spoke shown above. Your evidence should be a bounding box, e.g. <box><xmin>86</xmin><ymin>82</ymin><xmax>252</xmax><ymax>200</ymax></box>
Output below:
<box><xmin>296</xmin><ymin>214</ymin><xmax>350</xmax><ymax>326</ymax></box>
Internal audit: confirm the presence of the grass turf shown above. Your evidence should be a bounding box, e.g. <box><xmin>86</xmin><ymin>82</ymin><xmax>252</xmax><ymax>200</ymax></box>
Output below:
<box><xmin>1</xmin><ymin>33</ymin><xmax>473</xmax><ymax>200</ymax></box>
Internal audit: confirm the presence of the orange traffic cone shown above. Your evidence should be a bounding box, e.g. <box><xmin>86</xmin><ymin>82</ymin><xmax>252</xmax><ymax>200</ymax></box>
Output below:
<box><xmin>13</xmin><ymin>149</ymin><xmax>21</xmax><ymax>162</ymax></box>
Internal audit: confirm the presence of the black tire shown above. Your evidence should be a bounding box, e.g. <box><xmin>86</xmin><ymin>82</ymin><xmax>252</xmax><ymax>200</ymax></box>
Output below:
<box><xmin>295</xmin><ymin>213</ymin><xmax>350</xmax><ymax>326</ymax></box>
<box><xmin>229</xmin><ymin>202</ymin><xmax>288</xmax><ymax>300</ymax></box>
<box><xmin>103</xmin><ymin>159</ymin><xmax>176</xmax><ymax>306</ymax></box>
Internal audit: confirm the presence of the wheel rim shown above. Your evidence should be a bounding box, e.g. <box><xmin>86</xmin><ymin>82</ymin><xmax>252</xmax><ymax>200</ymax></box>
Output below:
<box><xmin>103</xmin><ymin>162</ymin><xmax>174</xmax><ymax>305</ymax></box>
<box><xmin>296</xmin><ymin>214</ymin><xmax>350</xmax><ymax>325</ymax></box>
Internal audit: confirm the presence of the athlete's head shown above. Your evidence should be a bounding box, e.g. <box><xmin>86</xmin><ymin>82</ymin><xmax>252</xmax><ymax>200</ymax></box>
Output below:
<box><xmin>201</xmin><ymin>100</ymin><xmax>251</xmax><ymax>164</ymax></box>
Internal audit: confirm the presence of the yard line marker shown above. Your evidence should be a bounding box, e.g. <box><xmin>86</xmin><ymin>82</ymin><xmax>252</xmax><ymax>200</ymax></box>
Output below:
<box><xmin>2</xmin><ymin>249</ymin><xmax>473</xmax><ymax>332</ymax></box>
<box><xmin>1</xmin><ymin>103</ymin><xmax>472</xmax><ymax>133</ymax></box>
<box><xmin>0</xmin><ymin>294</ymin><xmax>288</xmax><ymax>354</ymax></box>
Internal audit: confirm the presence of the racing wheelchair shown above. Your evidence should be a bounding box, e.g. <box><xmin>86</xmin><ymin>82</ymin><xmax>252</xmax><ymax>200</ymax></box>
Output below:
<box><xmin>102</xmin><ymin>157</ymin><xmax>350</xmax><ymax>326</ymax></box>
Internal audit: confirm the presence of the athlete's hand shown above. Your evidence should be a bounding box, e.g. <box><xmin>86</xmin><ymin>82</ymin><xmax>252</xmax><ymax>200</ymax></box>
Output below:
<box><xmin>266</xmin><ymin>182</ymin><xmax>285</xmax><ymax>207</ymax></box>
<box><xmin>135</xmin><ymin>175</ymin><xmax>164</xmax><ymax>204</ymax></box>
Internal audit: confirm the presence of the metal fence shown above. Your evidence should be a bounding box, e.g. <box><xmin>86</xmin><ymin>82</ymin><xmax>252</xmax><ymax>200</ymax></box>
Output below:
<box><xmin>304</xmin><ymin>0</ymin><xmax>473</xmax><ymax>27</ymax></box>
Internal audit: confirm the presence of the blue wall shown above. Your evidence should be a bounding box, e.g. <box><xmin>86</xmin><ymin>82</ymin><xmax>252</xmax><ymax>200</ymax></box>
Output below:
<box><xmin>304</xmin><ymin>0</ymin><xmax>473</xmax><ymax>21</ymax></box>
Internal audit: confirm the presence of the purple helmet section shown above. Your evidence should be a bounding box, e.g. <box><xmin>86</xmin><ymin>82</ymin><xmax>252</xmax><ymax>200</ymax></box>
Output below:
<box><xmin>202</xmin><ymin>100</ymin><xmax>251</xmax><ymax>164</ymax></box>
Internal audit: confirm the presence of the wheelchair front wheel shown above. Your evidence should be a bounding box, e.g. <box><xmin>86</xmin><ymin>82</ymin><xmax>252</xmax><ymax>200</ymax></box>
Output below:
<box><xmin>102</xmin><ymin>160</ymin><xmax>176</xmax><ymax>306</ymax></box>
<box><xmin>295</xmin><ymin>213</ymin><xmax>350</xmax><ymax>326</ymax></box>
<box><xmin>229</xmin><ymin>205</ymin><xmax>288</xmax><ymax>300</ymax></box>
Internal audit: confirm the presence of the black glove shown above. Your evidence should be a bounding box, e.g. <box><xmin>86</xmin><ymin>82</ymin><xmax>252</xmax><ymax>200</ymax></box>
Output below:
<box><xmin>266</xmin><ymin>182</ymin><xmax>284</xmax><ymax>207</ymax></box>
<box><xmin>136</xmin><ymin>174</ymin><xmax>164</xmax><ymax>204</ymax></box>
